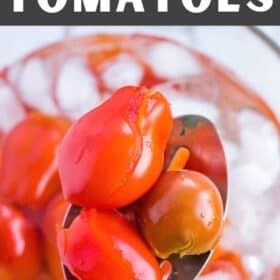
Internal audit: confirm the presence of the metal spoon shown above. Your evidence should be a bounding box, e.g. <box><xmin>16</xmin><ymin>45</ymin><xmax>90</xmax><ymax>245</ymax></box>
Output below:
<box><xmin>62</xmin><ymin>114</ymin><xmax>228</xmax><ymax>280</ymax></box>
<box><xmin>163</xmin><ymin>115</ymin><xmax>228</xmax><ymax>280</ymax></box>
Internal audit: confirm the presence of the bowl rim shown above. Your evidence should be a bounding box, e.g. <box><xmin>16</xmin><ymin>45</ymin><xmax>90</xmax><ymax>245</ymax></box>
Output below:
<box><xmin>247</xmin><ymin>26</ymin><xmax>280</xmax><ymax>58</ymax></box>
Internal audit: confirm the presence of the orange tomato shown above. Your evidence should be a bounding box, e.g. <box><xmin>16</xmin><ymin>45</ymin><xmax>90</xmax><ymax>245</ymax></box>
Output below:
<box><xmin>42</xmin><ymin>194</ymin><xmax>68</xmax><ymax>280</ymax></box>
<box><xmin>138</xmin><ymin>170</ymin><xmax>224</xmax><ymax>258</ymax></box>
<box><xmin>58</xmin><ymin>209</ymin><xmax>163</xmax><ymax>280</ymax></box>
<box><xmin>0</xmin><ymin>203</ymin><xmax>42</xmax><ymax>279</ymax></box>
<box><xmin>0</xmin><ymin>113</ymin><xmax>69</xmax><ymax>209</ymax></box>
<box><xmin>58</xmin><ymin>86</ymin><xmax>173</xmax><ymax>209</ymax></box>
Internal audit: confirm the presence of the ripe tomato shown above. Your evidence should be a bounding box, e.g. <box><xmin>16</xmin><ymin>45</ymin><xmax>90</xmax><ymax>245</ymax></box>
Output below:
<box><xmin>0</xmin><ymin>113</ymin><xmax>69</xmax><ymax>209</ymax></box>
<box><xmin>57</xmin><ymin>209</ymin><xmax>163</xmax><ymax>280</ymax></box>
<box><xmin>42</xmin><ymin>194</ymin><xmax>68</xmax><ymax>280</ymax></box>
<box><xmin>37</xmin><ymin>272</ymin><xmax>53</xmax><ymax>280</ymax></box>
<box><xmin>0</xmin><ymin>203</ymin><xmax>42</xmax><ymax>279</ymax></box>
<box><xmin>58</xmin><ymin>86</ymin><xmax>173</xmax><ymax>209</ymax></box>
<box><xmin>137</xmin><ymin>170</ymin><xmax>224</xmax><ymax>258</ymax></box>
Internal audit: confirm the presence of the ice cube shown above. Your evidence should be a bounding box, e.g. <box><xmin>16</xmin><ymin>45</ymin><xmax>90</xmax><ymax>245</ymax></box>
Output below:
<box><xmin>103</xmin><ymin>55</ymin><xmax>143</xmax><ymax>90</ymax></box>
<box><xmin>56</xmin><ymin>57</ymin><xmax>101</xmax><ymax>119</ymax></box>
<box><xmin>0</xmin><ymin>83</ymin><xmax>25</xmax><ymax>131</ymax></box>
<box><xmin>222</xmin><ymin>140</ymin><xmax>239</xmax><ymax>166</ymax></box>
<box><xmin>220</xmin><ymin>108</ymin><xmax>280</xmax><ymax>266</ymax></box>
<box><xmin>231</xmin><ymin>162</ymin><xmax>277</xmax><ymax>196</ymax></box>
<box><xmin>238</xmin><ymin>110</ymin><xmax>280</xmax><ymax>171</ymax></box>
<box><xmin>234</xmin><ymin>110</ymin><xmax>280</xmax><ymax>196</ymax></box>
<box><xmin>222</xmin><ymin>195</ymin><xmax>263</xmax><ymax>252</ymax></box>
<box><xmin>17</xmin><ymin>59</ymin><xmax>58</xmax><ymax>115</ymax></box>
<box><xmin>242</xmin><ymin>255</ymin><xmax>265</xmax><ymax>279</ymax></box>
<box><xmin>261</xmin><ymin>216</ymin><xmax>280</xmax><ymax>267</ymax></box>
<box><xmin>147</xmin><ymin>43</ymin><xmax>201</xmax><ymax>78</ymax></box>
<box><xmin>167</xmin><ymin>92</ymin><xmax>219</xmax><ymax>124</ymax></box>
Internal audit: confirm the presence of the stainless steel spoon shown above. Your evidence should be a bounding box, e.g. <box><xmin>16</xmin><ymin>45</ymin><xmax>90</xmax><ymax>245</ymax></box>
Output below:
<box><xmin>62</xmin><ymin>114</ymin><xmax>228</xmax><ymax>280</ymax></box>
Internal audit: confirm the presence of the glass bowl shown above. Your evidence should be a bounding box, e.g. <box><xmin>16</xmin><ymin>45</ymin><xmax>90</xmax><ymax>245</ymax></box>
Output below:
<box><xmin>0</xmin><ymin>27</ymin><xmax>279</xmax><ymax>280</ymax></box>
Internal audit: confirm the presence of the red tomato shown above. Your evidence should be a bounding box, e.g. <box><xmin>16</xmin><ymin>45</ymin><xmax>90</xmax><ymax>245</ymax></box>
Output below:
<box><xmin>0</xmin><ymin>203</ymin><xmax>42</xmax><ymax>279</ymax></box>
<box><xmin>0</xmin><ymin>132</ymin><xmax>3</xmax><ymax>176</ymax></box>
<box><xmin>57</xmin><ymin>209</ymin><xmax>163</xmax><ymax>280</ymax></box>
<box><xmin>0</xmin><ymin>113</ymin><xmax>69</xmax><ymax>209</ymax></box>
<box><xmin>137</xmin><ymin>170</ymin><xmax>224</xmax><ymax>258</ymax></box>
<box><xmin>42</xmin><ymin>194</ymin><xmax>68</xmax><ymax>280</ymax></box>
<box><xmin>37</xmin><ymin>272</ymin><xmax>53</xmax><ymax>280</ymax></box>
<box><xmin>58</xmin><ymin>86</ymin><xmax>173</xmax><ymax>209</ymax></box>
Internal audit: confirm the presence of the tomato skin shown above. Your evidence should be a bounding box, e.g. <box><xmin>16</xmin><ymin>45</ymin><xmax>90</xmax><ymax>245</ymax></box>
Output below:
<box><xmin>0</xmin><ymin>113</ymin><xmax>69</xmax><ymax>209</ymax></box>
<box><xmin>137</xmin><ymin>170</ymin><xmax>224</xmax><ymax>258</ymax></box>
<box><xmin>57</xmin><ymin>209</ymin><xmax>163</xmax><ymax>280</ymax></box>
<box><xmin>42</xmin><ymin>194</ymin><xmax>68</xmax><ymax>280</ymax></box>
<box><xmin>0</xmin><ymin>203</ymin><xmax>42</xmax><ymax>280</ymax></box>
<box><xmin>58</xmin><ymin>86</ymin><xmax>173</xmax><ymax>209</ymax></box>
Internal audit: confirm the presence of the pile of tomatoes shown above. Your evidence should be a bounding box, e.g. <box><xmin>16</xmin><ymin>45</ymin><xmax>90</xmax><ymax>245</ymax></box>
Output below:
<box><xmin>57</xmin><ymin>86</ymin><xmax>225</xmax><ymax>279</ymax></box>
<box><xmin>0</xmin><ymin>113</ymin><xmax>69</xmax><ymax>279</ymax></box>
<box><xmin>0</xmin><ymin>85</ymin><xmax>249</xmax><ymax>280</ymax></box>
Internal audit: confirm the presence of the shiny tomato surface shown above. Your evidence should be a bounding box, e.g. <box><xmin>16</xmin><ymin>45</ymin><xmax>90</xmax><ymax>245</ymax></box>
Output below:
<box><xmin>42</xmin><ymin>194</ymin><xmax>68</xmax><ymax>280</ymax></box>
<box><xmin>0</xmin><ymin>113</ymin><xmax>69</xmax><ymax>209</ymax></box>
<box><xmin>0</xmin><ymin>203</ymin><xmax>42</xmax><ymax>280</ymax></box>
<box><xmin>138</xmin><ymin>170</ymin><xmax>224</xmax><ymax>258</ymax></box>
<box><xmin>58</xmin><ymin>86</ymin><xmax>173</xmax><ymax>209</ymax></box>
<box><xmin>58</xmin><ymin>209</ymin><xmax>163</xmax><ymax>280</ymax></box>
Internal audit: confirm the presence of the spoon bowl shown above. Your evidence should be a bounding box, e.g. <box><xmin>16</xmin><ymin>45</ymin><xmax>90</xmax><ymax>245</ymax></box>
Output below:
<box><xmin>62</xmin><ymin>114</ymin><xmax>228</xmax><ymax>280</ymax></box>
<box><xmin>164</xmin><ymin>115</ymin><xmax>228</xmax><ymax>279</ymax></box>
